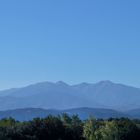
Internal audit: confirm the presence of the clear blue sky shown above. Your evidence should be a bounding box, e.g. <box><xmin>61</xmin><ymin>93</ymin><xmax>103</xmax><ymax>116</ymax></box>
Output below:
<box><xmin>0</xmin><ymin>0</ymin><xmax>140</xmax><ymax>89</ymax></box>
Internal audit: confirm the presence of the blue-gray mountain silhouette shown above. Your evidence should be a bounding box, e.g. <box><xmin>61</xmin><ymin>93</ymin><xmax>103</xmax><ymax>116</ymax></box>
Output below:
<box><xmin>0</xmin><ymin>81</ymin><xmax>140</xmax><ymax>111</ymax></box>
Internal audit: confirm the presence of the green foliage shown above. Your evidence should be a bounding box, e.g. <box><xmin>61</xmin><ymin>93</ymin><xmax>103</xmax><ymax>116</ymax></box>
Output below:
<box><xmin>83</xmin><ymin>117</ymin><xmax>97</xmax><ymax>140</ymax></box>
<box><xmin>0</xmin><ymin>116</ymin><xmax>139</xmax><ymax>140</ymax></box>
<box><xmin>97</xmin><ymin>121</ymin><xmax>118</xmax><ymax>140</ymax></box>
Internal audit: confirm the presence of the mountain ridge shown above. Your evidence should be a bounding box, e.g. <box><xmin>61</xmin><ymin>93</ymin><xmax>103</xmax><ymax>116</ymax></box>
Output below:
<box><xmin>0</xmin><ymin>107</ymin><xmax>138</xmax><ymax>121</ymax></box>
<box><xmin>0</xmin><ymin>80</ymin><xmax>140</xmax><ymax>111</ymax></box>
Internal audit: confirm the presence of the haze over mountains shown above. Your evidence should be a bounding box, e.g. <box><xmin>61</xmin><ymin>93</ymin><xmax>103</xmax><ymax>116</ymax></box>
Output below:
<box><xmin>0</xmin><ymin>80</ymin><xmax>140</xmax><ymax>111</ymax></box>
<box><xmin>0</xmin><ymin>107</ymin><xmax>132</xmax><ymax>121</ymax></box>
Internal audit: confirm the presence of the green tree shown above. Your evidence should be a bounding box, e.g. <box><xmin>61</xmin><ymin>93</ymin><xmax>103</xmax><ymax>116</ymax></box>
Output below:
<box><xmin>83</xmin><ymin>117</ymin><xmax>97</xmax><ymax>140</ymax></box>
<box><xmin>98</xmin><ymin>121</ymin><xmax>118</xmax><ymax>140</ymax></box>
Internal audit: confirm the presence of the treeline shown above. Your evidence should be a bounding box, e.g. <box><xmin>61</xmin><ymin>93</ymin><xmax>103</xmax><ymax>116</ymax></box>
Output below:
<box><xmin>0</xmin><ymin>114</ymin><xmax>140</xmax><ymax>140</ymax></box>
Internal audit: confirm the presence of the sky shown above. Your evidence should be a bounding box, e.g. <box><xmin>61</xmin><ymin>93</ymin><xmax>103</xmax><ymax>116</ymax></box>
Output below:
<box><xmin>0</xmin><ymin>0</ymin><xmax>140</xmax><ymax>89</ymax></box>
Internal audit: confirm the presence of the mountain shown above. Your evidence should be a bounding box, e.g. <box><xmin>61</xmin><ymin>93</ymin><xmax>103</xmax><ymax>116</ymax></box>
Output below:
<box><xmin>125</xmin><ymin>109</ymin><xmax>140</xmax><ymax>119</ymax></box>
<box><xmin>63</xmin><ymin>107</ymin><xmax>129</xmax><ymax>120</ymax></box>
<box><xmin>0</xmin><ymin>108</ymin><xmax>61</xmax><ymax>121</ymax></box>
<box><xmin>0</xmin><ymin>81</ymin><xmax>140</xmax><ymax>111</ymax></box>
<box><xmin>0</xmin><ymin>107</ymin><xmax>131</xmax><ymax>121</ymax></box>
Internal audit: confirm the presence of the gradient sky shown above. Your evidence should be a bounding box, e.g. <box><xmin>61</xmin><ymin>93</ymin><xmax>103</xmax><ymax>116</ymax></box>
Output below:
<box><xmin>0</xmin><ymin>0</ymin><xmax>140</xmax><ymax>89</ymax></box>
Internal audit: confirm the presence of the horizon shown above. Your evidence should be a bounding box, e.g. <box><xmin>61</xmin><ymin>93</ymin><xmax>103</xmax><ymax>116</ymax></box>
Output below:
<box><xmin>0</xmin><ymin>80</ymin><xmax>140</xmax><ymax>91</ymax></box>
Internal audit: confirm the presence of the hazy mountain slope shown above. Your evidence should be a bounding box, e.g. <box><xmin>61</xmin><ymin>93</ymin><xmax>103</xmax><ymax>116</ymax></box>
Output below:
<box><xmin>125</xmin><ymin>109</ymin><xmax>140</xmax><ymax>118</ymax></box>
<box><xmin>73</xmin><ymin>81</ymin><xmax>140</xmax><ymax>110</ymax></box>
<box><xmin>63</xmin><ymin>107</ymin><xmax>129</xmax><ymax>120</ymax></box>
<box><xmin>0</xmin><ymin>108</ymin><xmax>61</xmax><ymax>121</ymax></box>
<box><xmin>0</xmin><ymin>81</ymin><xmax>140</xmax><ymax>111</ymax></box>
<box><xmin>0</xmin><ymin>108</ymin><xmax>130</xmax><ymax>121</ymax></box>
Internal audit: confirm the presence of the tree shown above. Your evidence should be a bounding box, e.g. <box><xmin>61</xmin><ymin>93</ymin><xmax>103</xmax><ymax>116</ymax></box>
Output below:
<box><xmin>97</xmin><ymin>121</ymin><xmax>118</xmax><ymax>140</ymax></box>
<box><xmin>83</xmin><ymin>117</ymin><xmax>97</xmax><ymax>140</ymax></box>
<box><xmin>116</xmin><ymin>118</ymin><xmax>140</xmax><ymax>140</ymax></box>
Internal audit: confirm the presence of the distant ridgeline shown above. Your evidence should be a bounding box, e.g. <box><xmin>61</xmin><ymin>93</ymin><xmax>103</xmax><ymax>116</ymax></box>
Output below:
<box><xmin>0</xmin><ymin>81</ymin><xmax>140</xmax><ymax>111</ymax></box>
<box><xmin>0</xmin><ymin>107</ymin><xmax>139</xmax><ymax>121</ymax></box>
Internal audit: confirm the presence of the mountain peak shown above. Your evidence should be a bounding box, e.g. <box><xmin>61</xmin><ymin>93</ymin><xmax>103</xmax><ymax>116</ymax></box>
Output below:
<box><xmin>56</xmin><ymin>81</ymin><xmax>69</xmax><ymax>86</ymax></box>
<box><xmin>78</xmin><ymin>82</ymin><xmax>90</xmax><ymax>87</ymax></box>
<box><xmin>97</xmin><ymin>80</ymin><xmax>114</xmax><ymax>85</ymax></box>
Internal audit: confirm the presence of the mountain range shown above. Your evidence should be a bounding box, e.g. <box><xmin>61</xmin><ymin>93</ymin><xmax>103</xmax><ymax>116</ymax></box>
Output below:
<box><xmin>0</xmin><ymin>80</ymin><xmax>140</xmax><ymax>111</ymax></box>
